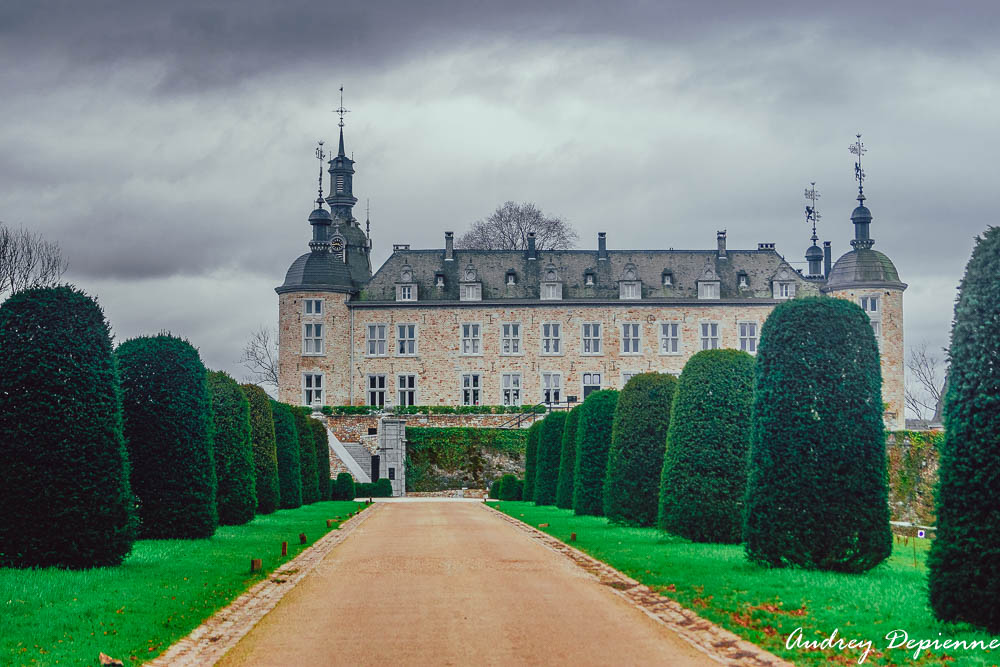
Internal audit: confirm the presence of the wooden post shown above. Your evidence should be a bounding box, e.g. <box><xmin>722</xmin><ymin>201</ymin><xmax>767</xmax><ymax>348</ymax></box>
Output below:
<box><xmin>326</xmin><ymin>519</ymin><xmax>334</xmax><ymax>528</ymax></box>
<box><xmin>250</xmin><ymin>558</ymin><xmax>262</xmax><ymax>573</ymax></box>
<box><xmin>570</xmin><ymin>532</ymin><xmax>577</xmax><ymax>542</ymax></box>
<box><xmin>281</xmin><ymin>541</ymin><xmax>288</xmax><ymax>556</ymax></box>
<box><xmin>299</xmin><ymin>533</ymin><xmax>307</xmax><ymax>544</ymax></box>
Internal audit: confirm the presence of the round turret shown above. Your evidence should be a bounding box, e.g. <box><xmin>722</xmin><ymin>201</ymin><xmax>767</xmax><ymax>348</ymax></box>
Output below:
<box><xmin>823</xmin><ymin>248</ymin><xmax>905</xmax><ymax>291</ymax></box>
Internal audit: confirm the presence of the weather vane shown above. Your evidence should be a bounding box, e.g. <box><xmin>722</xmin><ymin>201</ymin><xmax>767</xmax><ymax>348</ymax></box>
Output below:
<box><xmin>334</xmin><ymin>86</ymin><xmax>350</xmax><ymax>128</ymax></box>
<box><xmin>365</xmin><ymin>198</ymin><xmax>371</xmax><ymax>238</ymax></box>
<box><xmin>849</xmin><ymin>133</ymin><xmax>867</xmax><ymax>200</ymax></box>
<box><xmin>804</xmin><ymin>182</ymin><xmax>821</xmax><ymax>244</ymax></box>
<box><xmin>315</xmin><ymin>140</ymin><xmax>326</xmax><ymax>206</ymax></box>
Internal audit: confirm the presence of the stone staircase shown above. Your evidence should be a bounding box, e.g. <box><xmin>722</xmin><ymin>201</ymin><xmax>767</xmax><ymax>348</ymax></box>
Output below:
<box><xmin>341</xmin><ymin>442</ymin><xmax>373</xmax><ymax>480</ymax></box>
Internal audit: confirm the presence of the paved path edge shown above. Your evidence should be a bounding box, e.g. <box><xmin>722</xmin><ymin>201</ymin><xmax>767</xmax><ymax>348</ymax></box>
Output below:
<box><xmin>146</xmin><ymin>503</ymin><xmax>383</xmax><ymax>667</ymax></box>
<box><xmin>483</xmin><ymin>503</ymin><xmax>794</xmax><ymax>667</ymax></box>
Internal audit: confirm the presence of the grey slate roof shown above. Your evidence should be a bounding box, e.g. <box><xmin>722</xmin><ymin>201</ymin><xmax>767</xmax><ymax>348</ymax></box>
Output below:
<box><xmin>358</xmin><ymin>247</ymin><xmax>816</xmax><ymax>302</ymax></box>
<box><xmin>823</xmin><ymin>248</ymin><xmax>906</xmax><ymax>291</ymax></box>
<box><xmin>277</xmin><ymin>250</ymin><xmax>355</xmax><ymax>294</ymax></box>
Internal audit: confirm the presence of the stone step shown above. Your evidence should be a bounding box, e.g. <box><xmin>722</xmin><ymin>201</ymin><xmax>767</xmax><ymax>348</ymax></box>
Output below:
<box><xmin>341</xmin><ymin>443</ymin><xmax>373</xmax><ymax>479</ymax></box>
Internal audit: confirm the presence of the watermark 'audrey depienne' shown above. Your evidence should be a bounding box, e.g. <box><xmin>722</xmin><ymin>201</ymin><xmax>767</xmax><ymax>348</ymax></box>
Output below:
<box><xmin>786</xmin><ymin>626</ymin><xmax>1000</xmax><ymax>664</ymax></box>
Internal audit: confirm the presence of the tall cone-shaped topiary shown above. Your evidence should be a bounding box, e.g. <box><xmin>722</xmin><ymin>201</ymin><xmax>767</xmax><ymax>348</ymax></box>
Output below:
<box><xmin>533</xmin><ymin>411</ymin><xmax>568</xmax><ymax>505</ymax></box>
<box><xmin>270</xmin><ymin>401</ymin><xmax>302</xmax><ymax>509</ymax></box>
<box><xmin>743</xmin><ymin>297</ymin><xmax>890</xmax><ymax>572</ymax></box>
<box><xmin>207</xmin><ymin>371</ymin><xmax>257</xmax><ymax>526</ymax></box>
<box><xmin>0</xmin><ymin>286</ymin><xmax>135</xmax><ymax>568</ymax></box>
<box><xmin>556</xmin><ymin>405</ymin><xmax>582</xmax><ymax>509</ymax></box>
<box><xmin>604</xmin><ymin>372</ymin><xmax>678</xmax><ymax>526</ymax></box>
<box><xmin>292</xmin><ymin>408</ymin><xmax>319</xmax><ymax>504</ymax></box>
<box><xmin>928</xmin><ymin>227</ymin><xmax>1000</xmax><ymax>632</ymax></box>
<box><xmin>658</xmin><ymin>351</ymin><xmax>754</xmax><ymax>541</ymax></box>
<box><xmin>241</xmin><ymin>384</ymin><xmax>280</xmax><ymax>514</ymax></box>
<box><xmin>310</xmin><ymin>417</ymin><xmax>332</xmax><ymax>500</ymax></box>
<box><xmin>117</xmin><ymin>334</ymin><xmax>217</xmax><ymax>539</ymax></box>
<box><xmin>523</xmin><ymin>420</ymin><xmax>542</xmax><ymax>502</ymax></box>
<box><xmin>573</xmin><ymin>390</ymin><xmax>619</xmax><ymax>516</ymax></box>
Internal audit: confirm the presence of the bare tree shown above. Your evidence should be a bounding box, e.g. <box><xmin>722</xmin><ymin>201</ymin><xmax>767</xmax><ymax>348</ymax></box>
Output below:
<box><xmin>456</xmin><ymin>201</ymin><xmax>578</xmax><ymax>251</ymax></box>
<box><xmin>0</xmin><ymin>222</ymin><xmax>68</xmax><ymax>299</ymax></box>
<box><xmin>905</xmin><ymin>341</ymin><xmax>947</xmax><ymax>421</ymax></box>
<box><xmin>240</xmin><ymin>325</ymin><xmax>279</xmax><ymax>389</ymax></box>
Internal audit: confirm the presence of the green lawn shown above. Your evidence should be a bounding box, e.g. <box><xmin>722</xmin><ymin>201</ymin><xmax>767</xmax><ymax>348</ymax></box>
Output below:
<box><xmin>495</xmin><ymin>502</ymin><xmax>999</xmax><ymax>667</ymax></box>
<box><xmin>0</xmin><ymin>500</ymin><xmax>366</xmax><ymax>666</ymax></box>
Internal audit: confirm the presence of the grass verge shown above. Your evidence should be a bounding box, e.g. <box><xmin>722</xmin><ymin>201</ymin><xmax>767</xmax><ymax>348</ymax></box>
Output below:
<box><xmin>0</xmin><ymin>500</ymin><xmax>366</xmax><ymax>665</ymax></box>
<box><xmin>495</xmin><ymin>502</ymin><xmax>998</xmax><ymax>667</ymax></box>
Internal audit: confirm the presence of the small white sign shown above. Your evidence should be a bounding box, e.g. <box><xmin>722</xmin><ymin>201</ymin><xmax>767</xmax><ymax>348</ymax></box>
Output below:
<box><xmin>917</xmin><ymin>530</ymin><xmax>926</xmax><ymax>539</ymax></box>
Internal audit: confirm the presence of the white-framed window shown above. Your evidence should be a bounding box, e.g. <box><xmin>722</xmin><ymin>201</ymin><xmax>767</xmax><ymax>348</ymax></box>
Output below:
<box><xmin>621</xmin><ymin>322</ymin><xmax>641</xmax><ymax>354</ymax></box>
<box><xmin>659</xmin><ymin>322</ymin><xmax>680</xmax><ymax>354</ymax></box>
<box><xmin>541</xmin><ymin>322</ymin><xmax>562</xmax><ymax>354</ymax></box>
<box><xmin>461</xmin><ymin>323</ymin><xmax>482</xmax><ymax>355</ymax></box>
<box><xmin>738</xmin><ymin>274</ymin><xmax>749</xmax><ymax>288</ymax></box>
<box><xmin>860</xmin><ymin>295</ymin><xmax>880</xmax><ymax>313</ymax></box>
<box><xmin>542</xmin><ymin>282</ymin><xmax>562</xmax><ymax>300</ymax></box>
<box><xmin>620</xmin><ymin>281</ymin><xmax>641</xmax><ymax>300</ymax></box>
<box><xmin>621</xmin><ymin>371</ymin><xmax>639</xmax><ymax>386</ymax></box>
<box><xmin>700</xmin><ymin>322</ymin><xmax>720</xmax><ymax>350</ymax></box>
<box><xmin>460</xmin><ymin>283</ymin><xmax>482</xmax><ymax>301</ymax></box>
<box><xmin>698</xmin><ymin>281</ymin><xmax>720</xmax><ymax>299</ymax></box>
<box><xmin>662</xmin><ymin>272</ymin><xmax>673</xmax><ymax>286</ymax></box>
<box><xmin>302</xmin><ymin>322</ymin><xmax>324</xmax><ymax>355</ymax></box>
<box><xmin>396</xmin><ymin>284</ymin><xmax>416</xmax><ymax>301</ymax></box>
<box><xmin>582</xmin><ymin>322</ymin><xmax>602</xmax><ymax>354</ymax></box>
<box><xmin>582</xmin><ymin>372</ymin><xmax>602</xmax><ymax>398</ymax></box>
<box><xmin>397</xmin><ymin>374</ymin><xmax>416</xmax><ymax>407</ymax></box>
<box><xmin>302</xmin><ymin>372</ymin><xmax>324</xmax><ymax>406</ymax></box>
<box><xmin>541</xmin><ymin>372</ymin><xmax>562</xmax><ymax>404</ymax></box>
<box><xmin>739</xmin><ymin>322</ymin><xmax>758</xmax><ymax>354</ymax></box>
<box><xmin>396</xmin><ymin>323</ymin><xmax>417</xmax><ymax>356</ymax></box>
<box><xmin>367</xmin><ymin>374</ymin><xmax>387</xmax><ymax>407</ymax></box>
<box><xmin>461</xmin><ymin>373</ymin><xmax>482</xmax><ymax>405</ymax></box>
<box><xmin>366</xmin><ymin>324</ymin><xmax>387</xmax><ymax>356</ymax></box>
<box><xmin>774</xmin><ymin>281</ymin><xmax>795</xmax><ymax>299</ymax></box>
<box><xmin>303</xmin><ymin>299</ymin><xmax>323</xmax><ymax>316</ymax></box>
<box><xmin>870</xmin><ymin>319</ymin><xmax>882</xmax><ymax>343</ymax></box>
<box><xmin>501</xmin><ymin>373</ymin><xmax>522</xmax><ymax>406</ymax></box>
<box><xmin>500</xmin><ymin>322</ymin><xmax>521</xmax><ymax>355</ymax></box>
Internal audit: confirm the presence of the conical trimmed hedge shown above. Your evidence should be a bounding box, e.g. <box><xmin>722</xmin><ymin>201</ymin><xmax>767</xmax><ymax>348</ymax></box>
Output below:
<box><xmin>117</xmin><ymin>334</ymin><xmax>217</xmax><ymax>539</ymax></box>
<box><xmin>573</xmin><ymin>390</ymin><xmax>619</xmax><ymax>516</ymax></box>
<box><xmin>270</xmin><ymin>401</ymin><xmax>302</xmax><ymax>509</ymax></box>
<box><xmin>523</xmin><ymin>420</ymin><xmax>542</xmax><ymax>502</ymax></box>
<box><xmin>743</xmin><ymin>297</ymin><xmax>890</xmax><ymax>572</ymax></box>
<box><xmin>207</xmin><ymin>371</ymin><xmax>256</xmax><ymax>526</ymax></box>
<box><xmin>556</xmin><ymin>405</ymin><xmax>581</xmax><ymax>509</ymax></box>
<box><xmin>241</xmin><ymin>384</ymin><xmax>280</xmax><ymax>514</ymax></box>
<box><xmin>0</xmin><ymin>286</ymin><xmax>135</xmax><ymax>568</ymax></box>
<box><xmin>332</xmin><ymin>472</ymin><xmax>355</xmax><ymax>501</ymax></box>
<box><xmin>310</xmin><ymin>417</ymin><xmax>332</xmax><ymax>500</ymax></box>
<box><xmin>928</xmin><ymin>227</ymin><xmax>1000</xmax><ymax>632</ymax></box>
<box><xmin>604</xmin><ymin>372</ymin><xmax>678</xmax><ymax>526</ymax></box>
<box><xmin>293</xmin><ymin>408</ymin><xmax>319</xmax><ymax>504</ymax></box>
<box><xmin>659</xmin><ymin>351</ymin><xmax>753</xmax><ymax>541</ymax></box>
<box><xmin>533</xmin><ymin>412</ymin><xmax>568</xmax><ymax>505</ymax></box>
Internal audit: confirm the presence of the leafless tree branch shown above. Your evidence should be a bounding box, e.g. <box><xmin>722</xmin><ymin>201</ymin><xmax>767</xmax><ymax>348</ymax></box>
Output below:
<box><xmin>240</xmin><ymin>325</ymin><xmax>279</xmax><ymax>389</ymax></box>
<box><xmin>904</xmin><ymin>341</ymin><xmax>946</xmax><ymax>421</ymax></box>
<box><xmin>456</xmin><ymin>201</ymin><xmax>578</xmax><ymax>251</ymax></box>
<box><xmin>0</xmin><ymin>222</ymin><xmax>68</xmax><ymax>299</ymax></box>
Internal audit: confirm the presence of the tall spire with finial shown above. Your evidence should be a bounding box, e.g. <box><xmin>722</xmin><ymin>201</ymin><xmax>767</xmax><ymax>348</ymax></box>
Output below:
<box><xmin>804</xmin><ymin>182</ymin><xmax>824</xmax><ymax>276</ymax></box>
<box><xmin>326</xmin><ymin>86</ymin><xmax>358</xmax><ymax>221</ymax></box>
<box><xmin>308</xmin><ymin>140</ymin><xmax>333</xmax><ymax>252</ymax></box>
<box><xmin>848</xmin><ymin>133</ymin><xmax>875</xmax><ymax>250</ymax></box>
<box><xmin>335</xmin><ymin>85</ymin><xmax>350</xmax><ymax>157</ymax></box>
<box><xmin>315</xmin><ymin>140</ymin><xmax>325</xmax><ymax>207</ymax></box>
<box><xmin>365</xmin><ymin>198</ymin><xmax>371</xmax><ymax>238</ymax></box>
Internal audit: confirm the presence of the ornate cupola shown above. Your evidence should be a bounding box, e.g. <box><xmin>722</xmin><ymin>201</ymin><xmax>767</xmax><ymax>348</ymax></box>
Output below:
<box><xmin>804</xmin><ymin>182</ymin><xmax>824</xmax><ymax>277</ymax></box>
<box><xmin>325</xmin><ymin>88</ymin><xmax>358</xmax><ymax>223</ymax></box>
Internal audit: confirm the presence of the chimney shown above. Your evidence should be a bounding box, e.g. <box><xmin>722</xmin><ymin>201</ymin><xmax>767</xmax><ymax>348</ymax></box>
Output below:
<box><xmin>823</xmin><ymin>241</ymin><xmax>832</xmax><ymax>278</ymax></box>
<box><xmin>598</xmin><ymin>232</ymin><xmax>607</xmax><ymax>260</ymax></box>
<box><xmin>758</xmin><ymin>242</ymin><xmax>775</xmax><ymax>251</ymax></box>
<box><xmin>717</xmin><ymin>230</ymin><xmax>727</xmax><ymax>258</ymax></box>
<box><xmin>445</xmin><ymin>231</ymin><xmax>454</xmax><ymax>261</ymax></box>
<box><xmin>527</xmin><ymin>232</ymin><xmax>537</xmax><ymax>260</ymax></box>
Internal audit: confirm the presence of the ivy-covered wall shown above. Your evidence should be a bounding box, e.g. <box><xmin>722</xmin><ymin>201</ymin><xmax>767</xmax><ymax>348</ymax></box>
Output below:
<box><xmin>887</xmin><ymin>430</ymin><xmax>942</xmax><ymax>526</ymax></box>
<box><xmin>405</xmin><ymin>427</ymin><xmax>526</xmax><ymax>491</ymax></box>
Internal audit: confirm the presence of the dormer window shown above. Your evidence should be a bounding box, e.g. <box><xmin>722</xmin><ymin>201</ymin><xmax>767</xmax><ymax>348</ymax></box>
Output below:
<box><xmin>773</xmin><ymin>281</ymin><xmax>795</xmax><ymax>299</ymax></box>
<box><xmin>396</xmin><ymin>284</ymin><xmax>416</xmax><ymax>301</ymax></box>
<box><xmin>738</xmin><ymin>272</ymin><xmax>749</xmax><ymax>288</ymax></box>
<box><xmin>584</xmin><ymin>271</ymin><xmax>595</xmax><ymax>286</ymax></box>
<box><xmin>662</xmin><ymin>271</ymin><xmax>673</xmax><ymax>287</ymax></box>
<box><xmin>542</xmin><ymin>282</ymin><xmax>562</xmax><ymax>300</ymax></box>
<box><xmin>506</xmin><ymin>270</ymin><xmax>517</xmax><ymax>286</ymax></box>
<box><xmin>698</xmin><ymin>281</ymin><xmax>720</xmax><ymax>299</ymax></box>
<box><xmin>435</xmin><ymin>273</ymin><xmax>445</xmax><ymax>288</ymax></box>
<box><xmin>620</xmin><ymin>281</ymin><xmax>641</xmax><ymax>300</ymax></box>
<box><xmin>460</xmin><ymin>283</ymin><xmax>481</xmax><ymax>301</ymax></box>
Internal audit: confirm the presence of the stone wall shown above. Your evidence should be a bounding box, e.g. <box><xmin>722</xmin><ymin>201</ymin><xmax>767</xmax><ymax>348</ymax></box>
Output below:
<box><xmin>322</xmin><ymin>412</ymin><xmax>536</xmax><ymax>443</ymax></box>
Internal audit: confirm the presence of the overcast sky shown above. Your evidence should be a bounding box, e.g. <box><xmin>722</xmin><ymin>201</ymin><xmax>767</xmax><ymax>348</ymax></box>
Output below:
<box><xmin>2</xmin><ymin>1</ymin><xmax>995</xmax><ymax>411</ymax></box>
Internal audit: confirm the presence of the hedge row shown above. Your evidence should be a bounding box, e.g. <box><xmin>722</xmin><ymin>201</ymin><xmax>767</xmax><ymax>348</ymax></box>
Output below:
<box><xmin>207</xmin><ymin>371</ymin><xmax>256</xmax><ymax>526</ymax></box>
<box><xmin>355</xmin><ymin>479</ymin><xmax>393</xmax><ymax>498</ymax></box>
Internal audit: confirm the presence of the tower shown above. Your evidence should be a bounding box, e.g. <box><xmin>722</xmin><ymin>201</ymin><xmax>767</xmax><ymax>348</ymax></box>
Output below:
<box><xmin>804</xmin><ymin>182</ymin><xmax>824</xmax><ymax>278</ymax></box>
<box><xmin>822</xmin><ymin>135</ymin><xmax>907</xmax><ymax>428</ymax></box>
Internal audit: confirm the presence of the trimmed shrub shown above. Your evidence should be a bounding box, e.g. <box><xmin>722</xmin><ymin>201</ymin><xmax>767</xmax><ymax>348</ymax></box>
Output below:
<box><xmin>603</xmin><ymin>373</ymin><xmax>679</xmax><ymax>526</ymax></box>
<box><xmin>117</xmin><ymin>334</ymin><xmax>217</xmax><ymax>539</ymax></box>
<box><xmin>489</xmin><ymin>478</ymin><xmax>502</xmax><ymax>499</ymax></box>
<box><xmin>556</xmin><ymin>405</ymin><xmax>581</xmax><ymax>509</ymax></box>
<box><xmin>332</xmin><ymin>472</ymin><xmax>356</xmax><ymax>501</ymax></box>
<box><xmin>207</xmin><ymin>371</ymin><xmax>257</xmax><ymax>526</ymax></box>
<box><xmin>522</xmin><ymin>421</ymin><xmax>542</xmax><ymax>501</ymax></box>
<box><xmin>240</xmin><ymin>384</ymin><xmax>280</xmax><ymax>514</ymax></box>
<box><xmin>499</xmin><ymin>474</ymin><xmax>523</xmax><ymax>501</ymax></box>
<box><xmin>658</xmin><ymin>352</ymin><xmax>753</xmax><ymax>540</ymax></box>
<box><xmin>533</xmin><ymin>412</ymin><xmax>568</xmax><ymax>505</ymax></box>
<box><xmin>929</xmin><ymin>227</ymin><xmax>1000</xmax><ymax>632</ymax></box>
<box><xmin>573</xmin><ymin>390</ymin><xmax>619</xmax><ymax>516</ymax></box>
<box><xmin>310</xmin><ymin>418</ymin><xmax>332</xmax><ymax>500</ymax></box>
<box><xmin>292</xmin><ymin>408</ymin><xmax>319</xmax><ymax>504</ymax></box>
<box><xmin>355</xmin><ymin>479</ymin><xmax>393</xmax><ymax>498</ymax></box>
<box><xmin>270</xmin><ymin>401</ymin><xmax>302</xmax><ymax>509</ymax></box>
<box><xmin>0</xmin><ymin>286</ymin><xmax>135</xmax><ymax>568</ymax></box>
<box><xmin>744</xmin><ymin>297</ymin><xmax>890</xmax><ymax>572</ymax></box>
